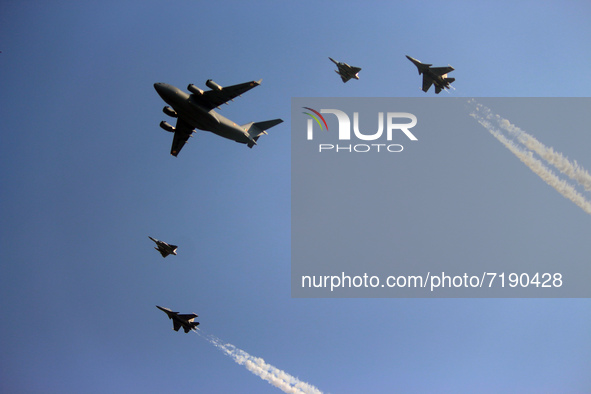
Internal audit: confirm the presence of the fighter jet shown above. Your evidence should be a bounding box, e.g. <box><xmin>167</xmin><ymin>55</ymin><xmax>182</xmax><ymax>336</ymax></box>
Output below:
<box><xmin>154</xmin><ymin>80</ymin><xmax>283</xmax><ymax>156</ymax></box>
<box><xmin>148</xmin><ymin>236</ymin><xmax>177</xmax><ymax>258</ymax></box>
<box><xmin>406</xmin><ymin>55</ymin><xmax>455</xmax><ymax>94</ymax></box>
<box><xmin>329</xmin><ymin>57</ymin><xmax>362</xmax><ymax>83</ymax></box>
<box><xmin>156</xmin><ymin>306</ymin><xmax>199</xmax><ymax>333</ymax></box>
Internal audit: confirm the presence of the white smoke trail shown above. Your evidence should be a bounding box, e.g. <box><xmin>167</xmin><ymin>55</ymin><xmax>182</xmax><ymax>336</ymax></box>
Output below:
<box><xmin>472</xmin><ymin>102</ymin><xmax>591</xmax><ymax>191</ymax></box>
<box><xmin>469</xmin><ymin>103</ymin><xmax>591</xmax><ymax>215</ymax></box>
<box><xmin>194</xmin><ymin>330</ymin><xmax>322</xmax><ymax>394</ymax></box>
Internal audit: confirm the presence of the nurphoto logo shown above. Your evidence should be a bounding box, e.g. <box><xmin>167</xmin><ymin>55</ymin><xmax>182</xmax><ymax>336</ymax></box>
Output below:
<box><xmin>302</xmin><ymin>107</ymin><xmax>418</xmax><ymax>153</ymax></box>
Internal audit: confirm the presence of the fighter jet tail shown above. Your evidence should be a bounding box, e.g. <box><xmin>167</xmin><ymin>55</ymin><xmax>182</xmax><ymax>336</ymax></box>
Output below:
<box><xmin>242</xmin><ymin>119</ymin><xmax>284</xmax><ymax>148</ymax></box>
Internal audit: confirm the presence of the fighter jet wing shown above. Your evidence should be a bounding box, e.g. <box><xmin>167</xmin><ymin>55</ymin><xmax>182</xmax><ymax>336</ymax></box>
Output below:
<box><xmin>421</xmin><ymin>76</ymin><xmax>434</xmax><ymax>93</ymax></box>
<box><xmin>351</xmin><ymin>66</ymin><xmax>362</xmax><ymax>74</ymax></box>
<box><xmin>173</xmin><ymin>320</ymin><xmax>182</xmax><ymax>331</ymax></box>
<box><xmin>178</xmin><ymin>314</ymin><xmax>198</xmax><ymax>321</ymax></box>
<box><xmin>158</xmin><ymin>248</ymin><xmax>170</xmax><ymax>258</ymax></box>
<box><xmin>429</xmin><ymin>66</ymin><xmax>454</xmax><ymax>76</ymax></box>
<box><xmin>193</xmin><ymin>80</ymin><xmax>262</xmax><ymax>110</ymax></box>
<box><xmin>340</xmin><ymin>74</ymin><xmax>352</xmax><ymax>83</ymax></box>
<box><xmin>170</xmin><ymin>117</ymin><xmax>195</xmax><ymax>157</ymax></box>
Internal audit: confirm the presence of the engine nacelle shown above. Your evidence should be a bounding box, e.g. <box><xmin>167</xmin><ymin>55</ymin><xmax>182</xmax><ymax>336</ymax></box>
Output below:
<box><xmin>187</xmin><ymin>84</ymin><xmax>204</xmax><ymax>95</ymax></box>
<box><xmin>159</xmin><ymin>121</ymin><xmax>175</xmax><ymax>132</ymax></box>
<box><xmin>162</xmin><ymin>106</ymin><xmax>177</xmax><ymax>117</ymax></box>
<box><xmin>205</xmin><ymin>79</ymin><xmax>222</xmax><ymax>91</ymax></box>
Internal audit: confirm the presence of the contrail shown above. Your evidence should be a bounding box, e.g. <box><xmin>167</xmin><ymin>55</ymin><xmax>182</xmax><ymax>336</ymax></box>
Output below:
<box><xmin>469</xmin><ymin>101</ymin><xmax>591</xmax><ymax>215</ymax></box>
<box><xmin>472</xmin><ymin>102</ymin><xmax>591</xmax><ymax>191</ymax></box>
<box><xmin>194</xmin><ymin>330</ymin><xmax>322</xmax><ymax>394</ymax></box>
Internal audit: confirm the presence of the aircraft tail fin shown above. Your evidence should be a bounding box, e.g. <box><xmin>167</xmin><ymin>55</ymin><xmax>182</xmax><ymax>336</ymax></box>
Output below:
<box><xmin>445</xmin><ymin>77</ymin><xmax>455</xmax><ymax>84</ymax></box>
<box><xmin>183</xmin><ymin>322</ymin><xmax>200</xmax><ymax>333</ymax></box>
<box><xmin>242</xmin><ymin>119</ymin><xmax>283</xmax><ymax>148</ymax></box>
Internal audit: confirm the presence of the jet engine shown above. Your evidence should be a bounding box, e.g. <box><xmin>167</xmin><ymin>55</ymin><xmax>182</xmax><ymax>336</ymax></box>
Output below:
<box><xmin>159</xmin><ymin>121</ymin><xmax>175</xmax><ymax>132</ymax></box>
<box><xmin>162</xmin><ymin>106</ymin><xmax>177</xmax><ymax>117</ymax></box>
<box><xmin>187</xmin><ymin>84</ymin><xmax>204</xmax><ymax>95</ymax></box>
<box><xmin>205</xmin><ymin>79</ymin><xmax>222</xmax><ymax>91</ymax></box>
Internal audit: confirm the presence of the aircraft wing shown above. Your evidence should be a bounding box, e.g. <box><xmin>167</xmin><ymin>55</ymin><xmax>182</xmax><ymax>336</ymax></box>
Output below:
<box><xmin>193</xmin><ymin>80</ymin><xmax>262</xmax><ymax>110</ymax></box>
<box><xmin>170</xmin><ymin>117</ymin><xmax>195</xmax><ymax>157</ymax></box>
<box><xmin>158</xmin><ymin>248</ymin><xmax>170</xmax><ymax>258</ymax></box>
<box><xmin>178</xmin><ymin>314</ymin><xmax>198</xmax><ymax>322</ymax></box>
<box><xmin>351</xmin><ymin>66</ymin><xmax>361</xmax><ymax>74</ymax></box>
<box><xmin>340</xmin><ymin>74</ymin><xmax>352</xmax><ymax>83</ymax></box>
<box><xmin>429</xmin><ymin>66</ymin><xmax>454</xmax><ymax>76</ymax></box>
<box><xmin>421</xmin><ymin>75</ymin><xmax>434</xmax><ymax>93</ymax></box>
<box><xmin>173</xmin><ymin>320</ymin><xmax>182</xmax><ymax>331</ymax></box>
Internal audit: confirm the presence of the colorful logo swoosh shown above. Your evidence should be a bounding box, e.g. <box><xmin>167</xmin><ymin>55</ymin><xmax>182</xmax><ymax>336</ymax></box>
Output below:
<box><xmin>302</xmin><ymin>107</ymin><xmax>328</xmax><ymax>131</ymax></box>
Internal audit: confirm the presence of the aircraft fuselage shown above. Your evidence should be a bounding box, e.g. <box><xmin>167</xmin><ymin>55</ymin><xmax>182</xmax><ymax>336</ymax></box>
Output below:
<box><xmin>429</xmin><ymin>73</ymin><xmax>448</xmax><ymax>87</ymax></box>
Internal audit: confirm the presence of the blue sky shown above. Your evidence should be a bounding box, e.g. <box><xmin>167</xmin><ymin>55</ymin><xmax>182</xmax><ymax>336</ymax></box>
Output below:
<box><xmin>1</xmin><ymin>1</ymin><xmax>590</xmax><ymax>393</ymax></box>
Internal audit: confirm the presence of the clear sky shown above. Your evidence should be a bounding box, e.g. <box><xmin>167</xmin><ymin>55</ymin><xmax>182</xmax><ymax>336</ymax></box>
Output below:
<box><xmin>1</xmin><ymin>1</ymin><xmax>590</xmax><ymax>393</ymax></box>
